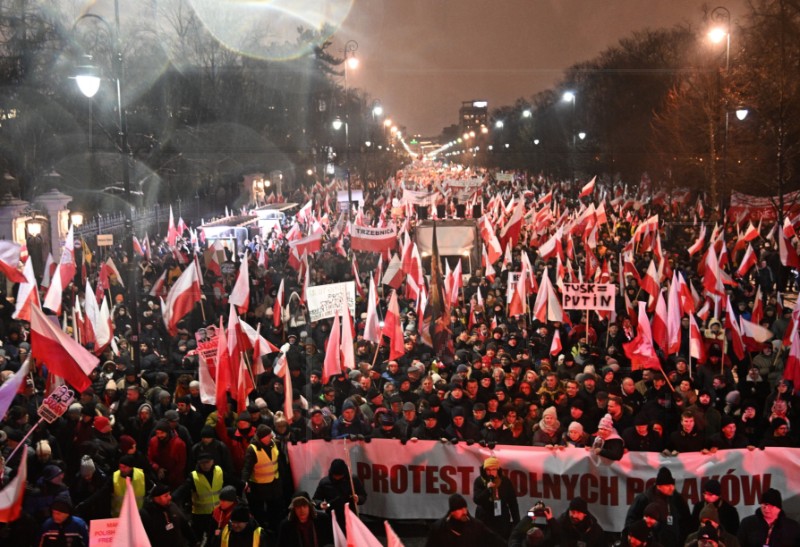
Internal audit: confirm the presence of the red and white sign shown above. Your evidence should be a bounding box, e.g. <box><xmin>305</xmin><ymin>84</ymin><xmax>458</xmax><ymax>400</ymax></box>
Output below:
<box><xmin>89</xmin><ymin>518</ymin><xmax>119</xmax><ymax>547</ymax></box>
<box><xmin>288</xmin><ymin>440</ymin><xmax>798</xmax><ymax>532</ymax></box>
<box><xmin>728</xmin><ymin>189</ymin><xmax>800</xmax><ymax>222</ymax></box>
<box><xmin>350</xmin><ymin>224</ymin><xmax>397</xmax><ymax>253</ymax></box>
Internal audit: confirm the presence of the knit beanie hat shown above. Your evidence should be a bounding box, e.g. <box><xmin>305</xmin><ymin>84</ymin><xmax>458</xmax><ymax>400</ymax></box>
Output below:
<box><xmin>655</xmin><ymin>466</ymin><xmax>675</xmax><ymax>485</ymax></box>
<box><xmin>597</xmin><ymin>413</ymin><xmax>614</xmax><ymax>431</ymax></box>
<box><xmin>35</xmin><ymin>440</ymin><xmax>52</xmax><ymax>458</ymax></box>
<box><xmin>761</xmin><ymin>488</ymin><xmax>782</xmax><ymax>508</ymax></box>
<box><xmin>80</xmin><ymin>455</ymin><xmax>96</xmax><ymax>478</ymax></box>
<box><xmin>703</xmin><ymin>479</ymin><xmax>722</xmax><ymax>496</ymax></box>
<box><xmin>93</xmin><ymin>416</ymin><xmax>112</xmax><ymax>433</ymax></box>
<box><xmin>219</xmin><ymin>485</ymin><xmax>238</xmax><ymax>502</ymax></box>
<box><xmin>628</xmin><ymin>520</ymin><xmax>650</xmax><ymax>541</ymax></box>
<box><xmin>644</xmin><ymin>501</ymin><xmax>666</xmax><ymax>522</ymax></box>
<box><xmin>699</xmin><ymin>503</ymin><xmax>720</xmax><ymax>524</ymax></box>
<box><xmin>448</xmin><ymin>494</ymin><xmax>468</xmax><ymax>513</ymax></box>
<box><xmin>568</xmin><ymin>421</ymin><xmax>584</xmax><ymax>434</ymax></box>
<box><xmin>230</xmin><ymin>505</ymin><xmax>251</xmax><ymax>523</ymax></box>
<box><xmin>483</xmin><ymin>456</ymin><xmax>500</xmax><ymax>470</ymax></box>
<box><xmin>119</xmin><ymin>435</ymin><xmax>136</xmax><ymax>454</ymax></box>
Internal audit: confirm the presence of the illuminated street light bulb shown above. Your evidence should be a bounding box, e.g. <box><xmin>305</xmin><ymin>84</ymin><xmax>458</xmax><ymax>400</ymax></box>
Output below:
<box><xmin>736</xmin><ymin>109</ymin><xmax>749</xmax><ymax>121</ymax></box>
<box><xmin>306</xmin><ymin>169</ymin><xmax>313</xmax><ymax>176</ymax></box>
<box><xmin>522</xmin><ymin>109</ymin><xmax>532</xmax><ymax>118</ymax></box>
<box><xmin>70</xmin><ymin>212</ymin><xmax>84</xmax><ymax>227</ymax></box>
<box><xmin>708</xmin><ymin>27</ymin><xmax>727</xmax><ymax>43</ymax></box>
<box><xmin>495</xmin><ymin>120</ymin><xmax>504</xmax><ymax>129</ymax></box>
<box><xmin>534</xmin><ymin>139</ymin><xmax>540</xmax><ymax>145</ymax></box>
<box><xmin>347</xmin><ymin>56</ymin><xmax>359</xmax><ymax>70</ymax></box>
<box><xmin>332</xmin><ymin>117</ymin><xmax>344</xmax><ymax>130</ymax></box>
<box><xmin>365</xmin><ymin>141</ymin><xmax>372</xmax><ymax>147</ymax></box>
<box><xmin>562</xmin><ymin>91</ymin><xmax>576</xmax><ymax>103</ymax></box>
<box><xmin>372</xmin><ymin>104</ymin><xmax>383</xmax><ymax>117</ymax></box>
<box><xmin>463</xmin><ymin>133</ymin><xmax>470</xmax><ymax>140</ymax></box>
<box><xmin>578</xmin><ymin>132</ymin><xmax>586</xmax><ymax>140</ymax></box>
<box><xmin>384</xmin><ymin>119</ymin><xmax>392</xmax><ymax>127</ymax></box>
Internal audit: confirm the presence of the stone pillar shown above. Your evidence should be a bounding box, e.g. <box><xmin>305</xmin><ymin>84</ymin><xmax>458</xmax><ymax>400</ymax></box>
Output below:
<box><xmin>34</xmin><ymin>189</ymin><xmax>73</xmax><ymax>257</ymax></box>
<box><xmin>0</xmin><ymin>193</ymin><xmax>31</xmax><ymax>243</ymax></box>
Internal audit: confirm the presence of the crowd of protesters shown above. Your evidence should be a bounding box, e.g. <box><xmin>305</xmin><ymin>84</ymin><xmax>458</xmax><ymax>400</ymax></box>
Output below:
<box><xmin>0</xmin><ymin>165</ymin><xmax>799</xmax><ymax>547</ymax></box>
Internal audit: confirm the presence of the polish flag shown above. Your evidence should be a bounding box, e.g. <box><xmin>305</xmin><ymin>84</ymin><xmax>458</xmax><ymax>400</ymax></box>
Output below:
<box><xmin>579</xmin><ymin>176</ymin><xmax>596</xmax><ymax>198</ymax></box>
<box><xmin>538</xmin><ymin>227</ymin><xmax>563</xmax><ymax>260</ymax></box>
<box><xmin>382</xmin><ymin>291</ymin><xmax>406</xmax><ymax>360</ymax></box>
<box><xmin>783</xmin><ymin>324</ymin><xmax>800</xmax><ymax>388</ymax></box>
<box><xmin>725</xmin><ymin>299</ymin><xmax>746</xmax><ymax>360</ymax></box>
<box><xmin>214</xmin><ymin>319</ymin><xmax>231</xmax><ymax>415</ymax></box>
<box><xmin>498</xmin><ymin>196</ymin><xmax>525</xmax><ymax>250</ymax></box>
<box><xmin>479</xmin><ymin>217</ymin><xmax>503</xmax><ymax>264</ymax></box>
<box><xmin>341</xmin><ymin>307</ymin><xmax>356</xmax><ymax>372</ymax></box>
<box><xmin>508</xmin><ymin>266</ymin><xmax>527</xmax><ymax>318</ymax></box>
<box><xmin>41</xmin><ymin>253</ymin><xmax>55</xmax><ymax>288</ymax></box>
<box><xmin>651</xmin><ymin>290</ymin><xmax>668</xmax><ymax>352</ymax></box>
<box><xmin>43</xmin><ymin>226</ymin><xmax>77</xmax><ymax>315</ymax></box>
<box><xmin>385</xmin><ymin>521</ymin><xmax>405</xmax><ymax>547</ymax></box>
<box><xmin>0</xmin><ymin>358</ymin><xmax>29</xmax><ymax>429</ymax></box>
<box><xmin>149</xmin><ymin>270</ymin><xmax>167</xmax><ymax>298</ymax></box>
<box><xmin>736</xmin><ymin>243</ymin><xmax>757</xmax><ymax>277</ymax></box>
<box><xmin>110</xmin><ymin>477</ymin><xmax>152</xmax><ymax>547</ymax></box>
<box><xmin>345</xmin><ymin>505</ymin><xmax>382</xmax><ymax>547</ymax></box>
<box><xmin>640</xmin><ymin>260</ymin><xmax>661</xmax><ymax>299</ymax></box>
<box><xmin>666</xmin><ymin>273</ymin><xmax>682</xmax><ymax>355</ymax></box>
<box><xmin>0</xmin><ymin>450</ymin><xmax>26</xmax><ymax>523</ymax></box>
<box><xmin>229</xmin><ymin>252</ymin><xmax>250</xmax><ymax>314</ymax></box>
<box><xmin>483</xmin><ymin>245</ymin><xmax>496</xmax><ymax>282</ymax></box>
<box><xmin>30</xmin><ymin>305</ymin><xmax>98</xmax><ymax>392</ymax></box>
<box><xmin>689</xmin><ymin>313</ymin><xmax>707</xmax><ymax>364</ymax></box>
<box><xmin>12</xmin><ymin>258</ymin><xmax>39</xmax><ymax>322</ymax></box>
<box><xmin>778</xmin><ymin>230</ymin><xmax>800</xmax><ymax>268</ymax></box>
<box><xmin>783</xmin><ymin>295</ymin><xmax>800</xmax><ymax>347</ymax></box>
<box><xmin>273</xmin><ymin>278</ymin><xmax>285</xmax><ymax>328</ymax></box>
<box><xmin>501</xmin><ymin>242</ymin><xmax>513</xmax><ymax>272</ymax></box>
<box><xmin>363</xmin><ymin>276</ymin><xmax>382</xmax><ymax>343</ymax></box>
<box><xmin>331</xmin><ymin>510</ymin><xmax>347</xmax><ymax>547</ymax></box>
<box><xmin>0</xmin><ymin>241</ymin><xmax>26</xmax><ymax>283</ymax></box>
<box><xmin>623</xmin><ymin>301</ymin><xmax>661</xmax><ymax>370</ymax></box>
<box><xmin>687</xmin><ymin>225</ymin><xmax>706</xmax><ymax>256</ymax></box>
<box><xmin>205</xmin><ymin>240</ymin><xmax>224</xmax><ymax>278</ymax></box>
<box><xmin>239</xmin><ymin>321</ymin><xmax>278</xmax><ymax>375</ymax></box>
<box><xmin>549</xmin><ymin>328</ymin><xmax>562</xmax><ymax>356</ymax></box>
<box><xmin>743</xmin><ymin>221</ymin><xmax>760</xmax><ymax>241</ymax></box>
<box><xmin>322</xmin><ymin>312</ymin><xmax>342</xmax><ymax>384</ymax></box>
<box><xmin>167</xmin><ymin>205</ymin><xmax>179</xmax><ymax>248</ymax></box>
<box><xmin>702</xmin><ymin>248</ymin><xmax>725</xmax><ymax>297</ymax></box>
<box><xmin>740</xmin><ymin>316</ymin><xmax>773</xmax><ymax>352</ymax></box>
<box><xmin>162</xmin><ymin>263</ymin><xmax>202</xmax><ymax>336</ymax></box>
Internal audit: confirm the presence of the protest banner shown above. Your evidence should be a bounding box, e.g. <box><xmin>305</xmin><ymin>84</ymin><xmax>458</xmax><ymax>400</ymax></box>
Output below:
<box><xmin>89</xmin><ymin>518</ymin><xmax>119</xmax><ymax>547</ymax></box>
<box><xmin>306</xmin><ymin>281</ymin><xmax>356</xmax><ymax>322</ymax></box>
<box><xmin>350</xmin><ymin>224</ymin><xmax>397</xmax><ymax>253</ymax></box>
<box><xmin>401</xmin><ymin>188</ymin><xmax>434</xmax><ymax>206</ymax></box>
<box><xmin>562</xmin><ymin>283</ymin><xmax>616</xmax><ymax>311</ymax></box>
<box><xmin>727</xmin><ymin>189</ymin><xmax>800</xmax><ymax>222</ymax></box>
<box><xmin>288</xmin><ymin>440</ymin><xmax>798</xmax><ymax>532</ymax></box>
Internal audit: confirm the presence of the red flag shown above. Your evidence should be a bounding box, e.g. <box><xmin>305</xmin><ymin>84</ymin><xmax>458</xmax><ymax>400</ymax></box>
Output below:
<box><xmin>167</xmin><ymin>206</ymin><xmax>179</xmax><ymax>248</ymax></box>
<box><xmin>30</xmin><ymin>305</ymin><xmax>98</xmax><ymax>392</ymax></box>
<box><xmin>382</xmin><ymin>290</ymin><xmax>405</xmax><ymax>360</ymax></box>
<box><xmin>0</xmin><ymin>241</ymin><xmax>26</xmax><ymax>283</ymax></box>
<box><xmin>579</xmin><ymin>176</ymin><xmax>596</xmax><ymax>198</ymax></box>
<box><xmin>740</xmin><ymin>316</ymin><xmax>773</xmax><ymax>352</ymax></box>
<box><xmin>498</xmin><ymin>197</ymin><xmax>525</xmax><ymax>250</ymax></box>
<box><xmin>322</xmin><ymin>312</ymin><xmax>342</xmax><ymax>383</ymax></box>
<box><xmin>229</xmin><ymin>252</ymin><xmax>251</xmax><ymax>314</ymax></box>
<box><xmin>751</xmin><ymin>286</ymin><xmax>764</xmax><ymax>326</ymax></box>
<box><xmin>162</xmin><ymin>263</ymin><xmax>202</xmax><ymax>336</ymax></box>
<box><xmin>0</xmin><ymin>450</ymin><xmax>26</xmax><ymax>523</ymax></box>
<box><xmin>384</xmin><ymin>521</ymin><xmax>405</xmax><ymax>547</ymax></box>
<box><xmin>666</xmin><ymin>273</ymin><xmax>682</xmax><ymax>355</ymax></box>
<box><xmin>702</xmin><ymin>248</ymin><xmax>725</xmax><ymax>297</ymax></box>
<box><xmin>345</xmin><ymin>505</ymin><xmax>382</xmax><ymax>547</ymax></box>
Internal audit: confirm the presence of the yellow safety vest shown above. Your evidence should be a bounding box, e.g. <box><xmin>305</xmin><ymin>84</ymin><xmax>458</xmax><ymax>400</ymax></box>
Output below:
<box><xmin>191</xmin><ymin>466</ymin><xmax>223</xmax><ymax>514</ymax></box>
<box><xmin>248</xmin><ymin>443</ymin><xmax>279</xmax><ymax>484</ymax></box>
<box><xmin>112</xmin><ymin>468</ymin><xmax>145</xmax><ymax>517</ymax></box>
<box><xmin>221</xmin><ymin>525</ymin><xmax>262</xmax><ymax>547</ymax></box>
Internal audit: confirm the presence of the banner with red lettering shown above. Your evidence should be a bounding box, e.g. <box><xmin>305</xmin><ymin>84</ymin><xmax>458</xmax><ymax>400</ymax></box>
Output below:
<box><xmin>727</xmin><ymin>189</ymin><xmax>800</xmax><ymax>222</ymax></box>
<box><xmin>288</xmin><ymin>440</ymin><xmax>798</xmax><ymax>532</ymax></box>
<box><xmin>349</xmin><ymin>224</ymin><xmax>397</xmax><ymax>253</ymax></box>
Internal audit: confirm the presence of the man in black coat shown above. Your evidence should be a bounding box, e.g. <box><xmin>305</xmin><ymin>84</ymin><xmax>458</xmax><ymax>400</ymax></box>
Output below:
<box><xmin>276</xmin><ymin>492</ymin><xmax>333</xmax><ymax>547</ymax></box>
<box><xmin>555</xmin><ymin>496</ymin><xmax>605</xmax><ymax>547</ymax></box>
<box><xmin>312</xmin><ymin>458</ymin><xmax>366</xmax><ymax>531</ymax></box>
<box><xmin>139</xmin><ymin>484</ymin><xmax>195</xmax><ymax>547</ymax></box>
<box><xmin>738</xmin><ymin>488</ymin><xmax>800</xmax><ymax>546</ymax></box>
<box><xmin>425</xmin><ymin>494</ymin><xmax>505</xmax><ymax>547</ymax></box>
<box><xmin>625</xmin><ymin>467</ymin><xmax>692</xmax><ymax>543</ymax></box>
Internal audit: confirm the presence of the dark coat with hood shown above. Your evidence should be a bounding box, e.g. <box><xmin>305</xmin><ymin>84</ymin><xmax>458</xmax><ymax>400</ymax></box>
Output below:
<box><xmin>472</xmin><ymin>466</ymin><xmax>520</xmax><ymax>538</ymax></box>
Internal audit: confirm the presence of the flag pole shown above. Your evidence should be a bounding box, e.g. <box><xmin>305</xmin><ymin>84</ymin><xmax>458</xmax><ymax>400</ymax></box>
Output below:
<box><xmin>343</xmin><ymin>438</ymin><xmax>359</xmax><ymax>517</ymax></box>
<box><xmin>6</xmin><ymin>416</ymin><xmax>46</xmax><ymax>464</ymax></box>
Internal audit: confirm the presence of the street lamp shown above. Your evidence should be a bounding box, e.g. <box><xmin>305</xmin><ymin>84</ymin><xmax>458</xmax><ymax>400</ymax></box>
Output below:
<box><xmin>562</xmin><ymin>90</ymin><xmax>578</xmax><ymax>182</ymax></box>
<box><xmin>74</xmin><ymin>0</ymin><xmax>139</xmax><ymax>371</ymax></box>
<box><xmin>341</xmin><ymin>39</ymin><xmax>358</xmax><ymax>220</ymax></box>
<box><xmin>708</xmin><ymin>6</ymin><xmax>731</xmax><ymax>208</ymax></box>
<box><xmin>735</xmin><ymin>108</ymin><xmax>749</xmax><ymax>121</ymax></box>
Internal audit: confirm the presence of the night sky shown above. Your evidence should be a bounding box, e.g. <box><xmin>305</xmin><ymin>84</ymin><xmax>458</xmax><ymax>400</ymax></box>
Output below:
<box><xmin>341</xmin><ymin>0</ymin><xmax>745</xmax><ymax>137</ymax></box>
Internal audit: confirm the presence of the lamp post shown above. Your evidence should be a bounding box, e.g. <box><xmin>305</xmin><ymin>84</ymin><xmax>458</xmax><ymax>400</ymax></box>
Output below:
<box><xmin>342</xmin><ymin>40</ymin><xmax>358</xmax><ymax>220</ymax></box>
<box><xmin>708</xmin><ymin>6</ymin><xmax>731</xmax><ymax>209</ymax></box>
<box><xmin>74</xmin><ymin>0</ymin><xmax>139</xmax><ymax>371</ymax></box>
<box><xmin>562</xmin><ymin>90</ymin><xmax>577</xmax><ymax>182</ymax></box>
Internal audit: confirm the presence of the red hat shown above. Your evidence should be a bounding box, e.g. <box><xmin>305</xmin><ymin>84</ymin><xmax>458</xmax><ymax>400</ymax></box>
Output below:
<box><xmin>93</xmin><ymin>416</ymin><xmax>112</xmax><ymax>434</ymax></box>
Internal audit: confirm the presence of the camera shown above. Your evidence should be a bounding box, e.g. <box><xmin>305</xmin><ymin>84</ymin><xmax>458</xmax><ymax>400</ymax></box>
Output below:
<box><xmin>528</xmin><ymin>501</ymin><xmax>546</xmax><ymax>522</ymax></box>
